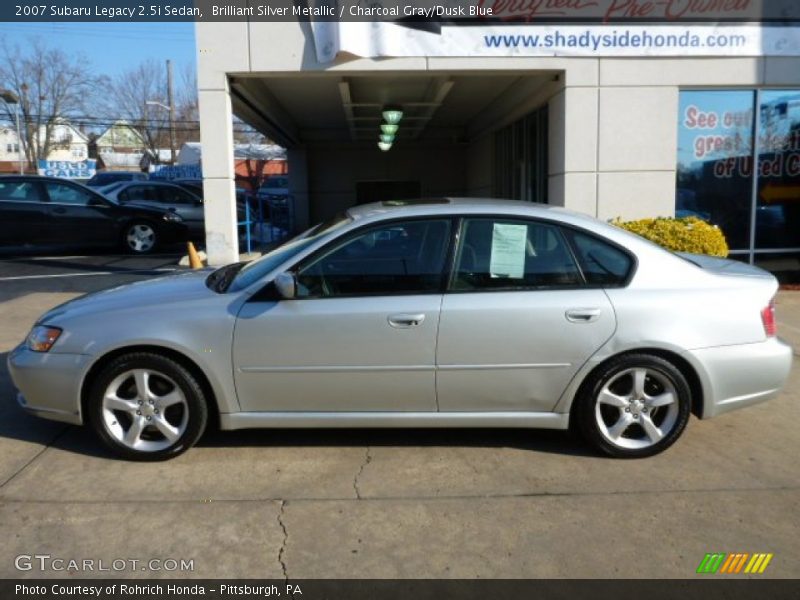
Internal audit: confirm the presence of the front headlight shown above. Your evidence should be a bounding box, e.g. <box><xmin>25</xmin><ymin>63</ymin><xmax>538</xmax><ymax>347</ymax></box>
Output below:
<box><xmin>26</xmin><ymin>325</ymin><xmax>62</xmax><ymax>352</ymax></box>
<box><xmin>163</xmin><ymin>211</ymin><xmax>183</xmax><ymax>223</ymax></box>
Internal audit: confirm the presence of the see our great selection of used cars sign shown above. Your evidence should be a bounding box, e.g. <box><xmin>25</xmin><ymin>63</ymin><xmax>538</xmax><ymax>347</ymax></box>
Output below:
<box><xmin>37</xmin><ymin>159</ymin><xmax>97</xmax><ymax>179</ymax></box>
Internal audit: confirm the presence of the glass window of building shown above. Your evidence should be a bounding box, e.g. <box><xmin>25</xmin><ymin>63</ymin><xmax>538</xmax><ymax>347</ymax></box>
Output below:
<box><xmin>677</xmin><ymin>89</ymin><xmax>800</xmax><ymax>274</ymax></box>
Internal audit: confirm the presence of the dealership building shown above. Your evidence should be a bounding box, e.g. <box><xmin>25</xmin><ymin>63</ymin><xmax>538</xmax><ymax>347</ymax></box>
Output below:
<box><xmin>196</xmin><ymin>7</ymin><xmax>800</xmax><ymax>274</ymax></box>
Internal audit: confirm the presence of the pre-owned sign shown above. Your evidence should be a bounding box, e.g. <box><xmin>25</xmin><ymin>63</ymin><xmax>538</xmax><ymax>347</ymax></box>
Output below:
<box><xmin>37</xmin><ymin>159</ymin><xmax>97</xmax><ymax>179</ymax></box>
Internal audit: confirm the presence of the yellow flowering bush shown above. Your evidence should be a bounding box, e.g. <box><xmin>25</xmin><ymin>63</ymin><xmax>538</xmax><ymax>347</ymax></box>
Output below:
<box><xmin>612</xmin><ymin>216</ymin><xmax>729</xmax><ymax>258</ymax></box>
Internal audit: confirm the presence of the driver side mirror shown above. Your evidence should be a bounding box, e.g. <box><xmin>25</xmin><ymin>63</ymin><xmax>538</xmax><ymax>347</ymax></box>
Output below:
<box><xmin>274</xmin><ymin>272</ymin><xmax>297</xmax><ymax>299</ymax></box>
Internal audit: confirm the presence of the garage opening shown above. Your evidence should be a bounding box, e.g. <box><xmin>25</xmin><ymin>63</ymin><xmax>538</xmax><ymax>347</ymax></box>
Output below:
<box><xmin>229</xmin><ymin>72</ymin><xmax>560</xmax><ymax>229</ymax></box>
<box><xmin>356</xmin><ymin>180</ymin><xmax>422</xmax><ymax>205</ymax></box>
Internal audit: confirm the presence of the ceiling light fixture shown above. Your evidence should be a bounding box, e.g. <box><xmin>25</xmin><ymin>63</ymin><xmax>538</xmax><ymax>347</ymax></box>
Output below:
<box><xmin>382</xmin><ymin>106</ymin><xmax>403</xmax><ymax>125</ymax></box>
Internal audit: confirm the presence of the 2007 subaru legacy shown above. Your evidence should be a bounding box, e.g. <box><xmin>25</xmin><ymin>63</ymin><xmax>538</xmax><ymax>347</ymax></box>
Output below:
<box><xmin>8</xmin><ymin>199</ymin><xmax>792</xmax><ymax>460</ymax></box>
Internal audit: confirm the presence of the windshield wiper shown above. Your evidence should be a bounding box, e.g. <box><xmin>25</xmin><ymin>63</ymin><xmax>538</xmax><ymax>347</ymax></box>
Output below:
<box><xmin>205</xmin><ymin>261</ymin><xmax>246</xmax><ymax>293</ymax></box>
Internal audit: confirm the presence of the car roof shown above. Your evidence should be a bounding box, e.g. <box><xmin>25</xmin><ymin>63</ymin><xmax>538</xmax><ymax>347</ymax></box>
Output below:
<box><xmin>345</xmin><ymin>197</ymin><xmax>645</xmax><ymax>247</ymax></box>
<box><xmin>93</xmin><ymin>171</ymin><xmax>143</xmax><ymax>176</ymax></box>
<box><xmin>347</xmin><ymin>197</ymin><xmax>567</xmax><ymax>221</ymax></box>
<box><xmin>113</xmin><ymin>180</ymin><xmax>179</xmax><ymax>187</ymax></box>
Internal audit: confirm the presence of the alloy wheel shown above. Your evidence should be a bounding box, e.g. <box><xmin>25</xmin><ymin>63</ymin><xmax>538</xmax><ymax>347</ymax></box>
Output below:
<box><xmin>101</xmin><ymin>369</ymin><xmax>189</xmax><ymax>452</ymax></box>
<box><xmin>594</xmin><ymin>367</ymin><xmax>680</xmax><ymax>450</ymax></box>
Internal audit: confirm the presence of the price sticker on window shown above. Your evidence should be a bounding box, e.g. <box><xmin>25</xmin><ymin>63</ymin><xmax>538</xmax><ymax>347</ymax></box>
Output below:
<box><xmin>489</xmin><ymin>223</ymin><xmax>527</xmax><ymax>279</ymax></box>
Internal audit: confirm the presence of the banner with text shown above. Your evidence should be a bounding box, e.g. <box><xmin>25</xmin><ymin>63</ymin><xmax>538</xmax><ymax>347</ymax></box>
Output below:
<box><xmin>310</xmin><ymin>21</ymin><xmax>800</xmax><ymax>62</ymax></box>
<box><xmin>37</xmin><ymin>159</ymin><xmax>97</xmax><ymax>179</ymax></box>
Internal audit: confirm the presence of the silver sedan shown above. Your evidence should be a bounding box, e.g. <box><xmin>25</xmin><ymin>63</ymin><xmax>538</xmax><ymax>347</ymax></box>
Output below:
<box><xmin>8</xmin><ymin>199</ymin><xmax>793</xmax><ymax>460</ymax></box>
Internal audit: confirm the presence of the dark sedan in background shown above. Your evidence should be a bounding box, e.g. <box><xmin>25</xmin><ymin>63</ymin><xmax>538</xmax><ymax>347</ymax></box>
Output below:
<box><xmin>0</xmin><ymin>176</ymin><xmax>188</xmax><ymax>254</ymax></box>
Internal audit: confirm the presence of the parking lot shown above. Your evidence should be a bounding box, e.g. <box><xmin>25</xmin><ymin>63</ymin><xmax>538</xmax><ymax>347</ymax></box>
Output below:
<box><xmin>0</xmin><ymin>254</ymin><xmax>799</xmax><ymax>579</ymax></box>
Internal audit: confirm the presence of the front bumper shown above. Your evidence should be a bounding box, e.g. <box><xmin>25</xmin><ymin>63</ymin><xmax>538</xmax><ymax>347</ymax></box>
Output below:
<box><xmin>689</xmin><ymin>337</ymin><xmax>793</xmax><ymax>419</ymax></box>
<box><xmin>7</xmin><ymin>344</ymin><xmax>88</xmax><ymax>426</ymax></box>
<box><xmin>159</xmin><ymin>221</ymin><xmax>189</xmax><ymax>244</ymax></box>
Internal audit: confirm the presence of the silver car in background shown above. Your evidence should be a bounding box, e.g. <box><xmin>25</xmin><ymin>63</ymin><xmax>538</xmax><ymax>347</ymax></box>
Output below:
<box><xmin>7</xmin><ymin>199</ymin><xmax>793</xmax><ymax>460</ymax></box>
<box><xmin>98</xmin><ymin>181</ymin><xmax>207</xmax><ymax>239</ymax></box>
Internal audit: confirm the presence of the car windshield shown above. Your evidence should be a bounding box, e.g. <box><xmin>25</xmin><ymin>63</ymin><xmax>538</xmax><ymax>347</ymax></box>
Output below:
<box><xmin>99</xmin><ymin>182</ymin><xmax>124</xmax><ymax>194</ymax></box>
<box><xmin>223</xmin><ymin>213</ymin><xmax>351</xmax><ymax>292</ymax></box>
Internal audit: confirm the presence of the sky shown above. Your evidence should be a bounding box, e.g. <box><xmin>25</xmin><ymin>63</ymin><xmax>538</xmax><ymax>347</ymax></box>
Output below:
<box><xmin>0</xmin><ymin>22</ymin><xmax>196</xmax><ymax>78</ymax></box>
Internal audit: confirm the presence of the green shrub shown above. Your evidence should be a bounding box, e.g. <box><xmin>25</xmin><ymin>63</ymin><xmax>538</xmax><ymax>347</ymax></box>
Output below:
<box><xmin>612</xmin><ymin>216</ymin><xmax>729</xmax><ymax>258</ymax></box>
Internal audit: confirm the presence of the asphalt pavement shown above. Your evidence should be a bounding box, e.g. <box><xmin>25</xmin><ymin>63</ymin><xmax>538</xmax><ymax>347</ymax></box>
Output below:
<box><xmin>0</xmin><ymin>254</ymin><xmax>798</xmax><ymax>579</ymax></box>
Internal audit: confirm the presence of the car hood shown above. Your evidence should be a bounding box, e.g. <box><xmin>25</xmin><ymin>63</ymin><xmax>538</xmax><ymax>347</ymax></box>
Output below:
<box><xmin>103</xmin><ymin>197</ymin><xmax>178</xmax><ymax>216</ymax></box>
<box><xmin>38</xmin><ymin>269</ymin><xmax>216</xmax><ymax>325</ymax></box>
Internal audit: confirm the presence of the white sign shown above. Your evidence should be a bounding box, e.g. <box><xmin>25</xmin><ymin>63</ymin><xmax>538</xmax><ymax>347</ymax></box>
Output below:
<box><xmin>312</xmin><ymin>22</ymin><xmax>800</xmax><ymax>62</ymax></box>
<box><xmin>490</xmin><ymin>223</ymin><xmax>528</xmax><ymax>279</ymax></box>
<box><xmin>37</xmin><ymin>159</ymin><xmax>96</xmax><ymax>179</ymax></box>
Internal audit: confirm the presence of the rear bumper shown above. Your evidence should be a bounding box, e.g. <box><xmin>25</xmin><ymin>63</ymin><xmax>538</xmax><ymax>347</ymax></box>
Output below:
<box><xmin>688</xmin><ymin>337</ymin><xmax>793</xmax><ymax>419</ymax></box>
<box><xmin>7</xmin><ymin>344</ymin><xmax>86</xmax><ymax>426</ymax></box>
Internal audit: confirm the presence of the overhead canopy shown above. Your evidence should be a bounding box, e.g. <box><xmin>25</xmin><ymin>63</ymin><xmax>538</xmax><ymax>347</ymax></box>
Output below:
<box><xmin>229</xmin><ymin>72</ymin><xmax>555</xmax><ymax>148</ymax></box>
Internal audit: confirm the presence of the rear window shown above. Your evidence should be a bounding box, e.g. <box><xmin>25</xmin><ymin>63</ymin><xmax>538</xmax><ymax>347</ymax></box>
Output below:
<box><xmin>565</xmin><ymin>230</ymin><xmax>633</xmax><ymax>286</ymax></box>
<box><xmin>91</xmin><ymin>174</ymin><xmax>118</xmax><ymax>185</ymax></box>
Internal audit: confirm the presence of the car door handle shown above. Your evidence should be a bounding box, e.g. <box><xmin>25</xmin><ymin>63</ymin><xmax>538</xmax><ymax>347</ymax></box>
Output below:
<box><xmin>565</xmin><ymin>308</ymin><xmax>602</xmax><ymax>323</ymax></box>
<box><xmin>387</xmin><ymin>313</ymin><xmax>426</xmax><ymax>328</ymax></box>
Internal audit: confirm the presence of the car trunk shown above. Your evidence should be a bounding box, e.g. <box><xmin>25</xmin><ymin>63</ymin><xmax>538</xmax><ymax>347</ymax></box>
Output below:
<box><xmin>677</xmin><ymin>253</ymin><xmax>775</xmax><ymax>281</ymax></box>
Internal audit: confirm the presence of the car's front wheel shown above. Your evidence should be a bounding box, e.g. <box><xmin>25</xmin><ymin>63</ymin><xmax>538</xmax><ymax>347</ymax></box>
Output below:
<box><xmin>123</xmin><ymin>221</ymin><xmax>158</xmax><ymax>254</ymax></box>
<box><xmin>575</xmin><ymin>354</ymin><xmax>691</xmax><ymax>458</ymax></box>
<box><xmin>87</xmin><ymin>353</ymin><xmax>208</xmax><ymax>461</ymax></box>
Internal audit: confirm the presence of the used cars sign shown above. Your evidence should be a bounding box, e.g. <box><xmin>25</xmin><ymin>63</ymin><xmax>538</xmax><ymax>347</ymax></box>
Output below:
<box><xmin>37</xmin><ymin>159</ymin><xmax>97</xmax><ymax>179</ymax></box>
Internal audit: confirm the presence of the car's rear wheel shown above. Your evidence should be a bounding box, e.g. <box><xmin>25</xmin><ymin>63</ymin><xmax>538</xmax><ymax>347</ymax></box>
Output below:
<box><xmin>576</xmin><ymin>354</ymin><xmax>691</xmax><ymax>458</ymax></box>
<box><xmin>87</xmin><ymin>353</ymin><xmax>207</xmax><ymax>461</ymax></box>
<box><xmin>123</xmin><ymin>221</ymin><xmax>158</xmax><ymax>254</ymax></box>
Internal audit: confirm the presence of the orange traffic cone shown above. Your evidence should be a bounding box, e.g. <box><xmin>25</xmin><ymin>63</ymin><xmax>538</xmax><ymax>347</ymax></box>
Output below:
<box><xmin>187</xmin><ymin>242</ymin><xmax>203</xmax><ymax>269</ymax></box>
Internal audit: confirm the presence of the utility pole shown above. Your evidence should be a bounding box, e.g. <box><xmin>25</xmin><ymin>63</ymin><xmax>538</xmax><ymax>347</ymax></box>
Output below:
<box><xmin>167</xmin><ymin>59</ymin><xmax>176</xmax><ymax>165</ymax></box>
<box><xmin>143</xmin><ymin>100</ymin><xmax>150</xmax><ymax>165</ymax></box>
<box><xmin>13</xmin><ymin>102</ymin><xmax>22</xmax><ymax>174</ymax></box>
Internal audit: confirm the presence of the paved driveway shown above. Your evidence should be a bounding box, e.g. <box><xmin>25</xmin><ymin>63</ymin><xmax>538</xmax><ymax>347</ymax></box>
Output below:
<box><xmin>0</xmin><ymin>256</ymin><xmax>798</xmax><ymax>579</ymax></box>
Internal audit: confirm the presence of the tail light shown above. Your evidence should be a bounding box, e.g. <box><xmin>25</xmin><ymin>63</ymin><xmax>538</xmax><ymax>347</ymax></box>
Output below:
<box><xmin>761</xmin><ymin>300</ymin><xmax>777</xmax><ymax>337</ymax></box>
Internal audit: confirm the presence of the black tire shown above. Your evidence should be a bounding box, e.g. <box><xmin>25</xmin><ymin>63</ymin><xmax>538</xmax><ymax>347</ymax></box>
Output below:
<box><xmin>575</xmin><ymin>353</ymin><xmax>691</xmax><ymax>458</ymax></box>
<box><xmin>122</xmin><ymin>221</ymin><xmax>159</xmax><ymax>254</ymax></box>
<box><xmin>87</xmin><ymin>352</ymin><xmax>208</xmax><ymax>461</ymax></box>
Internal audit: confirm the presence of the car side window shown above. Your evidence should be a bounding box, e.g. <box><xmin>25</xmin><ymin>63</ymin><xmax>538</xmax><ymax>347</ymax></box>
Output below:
<box><xmin>0</xmin><ymin>181</ymin><xmax>42</xmax><ymax>203</ymax></box>
<box><xmin>44</xmin><ymin>182</ymin><xmax>95</xmax><ymax>206</ymax></box>
<box><xmin>565</xmin><ymin>229</ymin><xmax>633</xmax><ymax>286</ymax></box>
<box><xmin>452</xmin><ymin>218</ymin><xmax>582</xmax><ymax>291</ymax></box>
<box><xmin>160</xmin><ymin>186</ymin><xmax>197</xmax><ymax>204</ymax></box>
<box><xmin>296</xmin><ymin>219</ymin><xmax>451</xmax><ymax>298</ymax></box>
<box><xmin>122</xmin><ymin>185</ymin><xmax>158</xmax><ymax>203</ymax></box>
